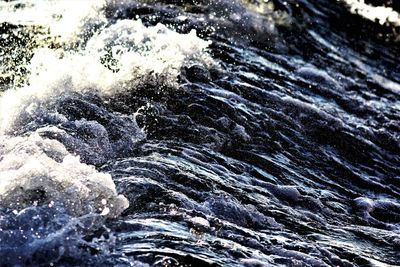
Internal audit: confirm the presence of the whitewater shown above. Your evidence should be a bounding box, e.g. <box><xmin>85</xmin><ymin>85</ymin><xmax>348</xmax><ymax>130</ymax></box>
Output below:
<box><xmin>0</xmin><ymin>0</ymin><xmax>399</xmax><ymax>266</ymax></box>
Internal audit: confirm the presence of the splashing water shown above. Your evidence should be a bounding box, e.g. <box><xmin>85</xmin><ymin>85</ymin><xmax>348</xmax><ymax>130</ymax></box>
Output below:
<box><xmin>0</xmin><ymin>2</ymin><xmax>213</xmax><ymax>264</ymax></box>
<box><xmin>0</xmin><ymin>0</ymin><xmax>400</xmax><ymax>266</ymax></box>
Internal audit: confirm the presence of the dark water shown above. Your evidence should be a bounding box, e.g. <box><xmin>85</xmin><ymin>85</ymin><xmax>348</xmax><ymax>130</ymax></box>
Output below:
<box><xmin>0</xmin><ymin>0</ymin><xmax>399</xmax><ymax>266</ymax></box>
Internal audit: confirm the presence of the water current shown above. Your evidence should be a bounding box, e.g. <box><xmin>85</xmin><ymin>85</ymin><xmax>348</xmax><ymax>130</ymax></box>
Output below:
<box><xmin>0</xmin><ymin>0</ymin><xmax>399</xmax><ymax>266</ymax></box>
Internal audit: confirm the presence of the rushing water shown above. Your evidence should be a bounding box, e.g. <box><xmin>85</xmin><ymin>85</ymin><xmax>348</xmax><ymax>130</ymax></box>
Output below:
<box><xmin>0</xmin><ymin>0</ymin><xmax>399</xmax><ymax>266</ymax></box>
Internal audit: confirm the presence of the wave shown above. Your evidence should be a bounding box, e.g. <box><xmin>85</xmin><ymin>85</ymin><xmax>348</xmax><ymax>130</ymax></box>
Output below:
<box><xmin>0</xmin><ymin>1</ymin><xmax>213</xmax><ymax>257</ymax></box>
<box><xmin>0</xmin><ymin>0</ymin><xmax>399</xmax><ymax>266</ymax></box>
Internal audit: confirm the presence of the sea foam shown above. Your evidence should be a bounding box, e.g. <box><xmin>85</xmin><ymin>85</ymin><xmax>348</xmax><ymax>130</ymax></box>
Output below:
<box><xmin>0</xmin><ymin>0</ymin><xmax>213</xmax><ymax>218</ymax></box>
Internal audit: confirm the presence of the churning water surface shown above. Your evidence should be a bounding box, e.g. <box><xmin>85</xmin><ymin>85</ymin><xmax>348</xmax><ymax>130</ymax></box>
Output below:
<box><xmin>0</xmin><ymin>0</ymin><xmax>399</xmax><ymax>266</ymax></box>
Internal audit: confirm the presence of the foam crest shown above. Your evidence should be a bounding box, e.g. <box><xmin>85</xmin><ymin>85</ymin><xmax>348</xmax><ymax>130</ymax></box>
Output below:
<box><xmin>0</xmin><ymin>131</ymin><xmax>129</xmax><ymax>217</ymax></box>
<box><xmin>0</xmin><ymin>1</ymin><xmax>213</xmax><ymax>220</ymax></box>
<box><xmin>0</xmin><ymin>19</ymin><xmax>212</xmax><ymax>133</ymax></box>
<box><xmin>0</xmin><ymin>0</ymin><xmax>107</xmax><ymax>42</ymax></box>
<box><xmin>343</xmin><ymin>0</ymin><xmax>400</xmax><ymax>27</ymax></box>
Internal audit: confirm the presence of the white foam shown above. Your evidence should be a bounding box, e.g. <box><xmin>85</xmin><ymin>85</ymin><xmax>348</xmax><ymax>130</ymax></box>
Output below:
<box><xmin>343</xmin><ymin>0</ymin><xmax>400</xmax><ymax>27</ymax></box>
<box><xmin>0</xmin><ymin>132</ymin><xmax>129</xmax><ymax>217</ymax></box>
<box><xmin>0</xmin><ymin>0</ymin><xmax>214</xmax><ymax>218</ymax></box>
<box><xmin>190</xmin><ymin>216</ymin><xmax>210</xmax><ymax>229</ymax></box>
<box><xmin>0</xmin><ymin>19</ymin><xmax>212</xmax><ymax>133</ymax></box>
<box><xmin>0</xmin><ymin>0</ymin><xmax>107</xmax><ymax>42</ymax></box>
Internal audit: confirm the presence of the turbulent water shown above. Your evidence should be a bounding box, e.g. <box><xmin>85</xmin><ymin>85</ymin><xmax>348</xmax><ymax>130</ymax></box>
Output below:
<box><xmin>0</xmin><ymin>0</ymin><xmax>399</xmax><ymax>266</ymax></box>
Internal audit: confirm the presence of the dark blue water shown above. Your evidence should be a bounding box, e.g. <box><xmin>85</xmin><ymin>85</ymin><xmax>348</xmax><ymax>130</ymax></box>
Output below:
<box><xmin>0</xmin><ymin>0</ymin><xmax>399</xmax><ymax>266</ymax></box>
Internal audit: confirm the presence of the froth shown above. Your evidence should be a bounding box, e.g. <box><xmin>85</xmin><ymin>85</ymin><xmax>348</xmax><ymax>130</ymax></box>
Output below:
<box><xmin>0</xmin><ymin>19</ymin><xmax>212</xmax><ymax>133</ymax></box>
<box><xmin>343</xmin><ymin>0</ymin><xmax>400</xmax><ymax>27</ymax></box>
<box><xmin>0</xmin><ymin>131</ymin><xmax>129</xmax><ymax>217</ymax></box>
<box><xmin>0</xmin><ymin>0</ymin><xmax>107</xmax><ymax>42</ymax></box>
<box><xmin>0</xmin><ymin>1</ymin><xmax>213</xmax><ymax>220</ymax></box>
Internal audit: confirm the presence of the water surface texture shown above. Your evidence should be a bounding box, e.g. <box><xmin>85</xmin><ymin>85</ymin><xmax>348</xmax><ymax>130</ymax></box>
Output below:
<box><xmin>0</xmin><ymin>0</ymin><xmax>399</xmax><ymax>266</ymax></box>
